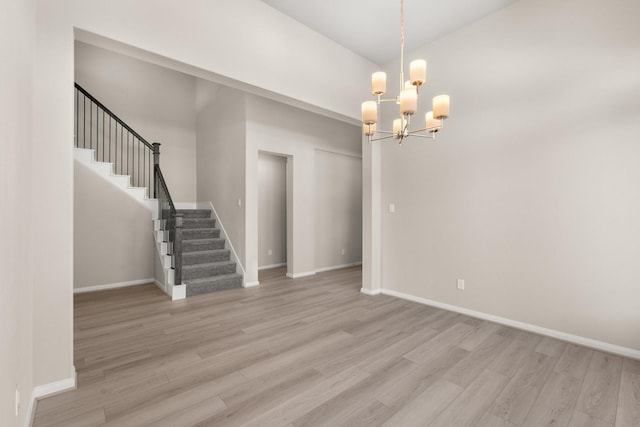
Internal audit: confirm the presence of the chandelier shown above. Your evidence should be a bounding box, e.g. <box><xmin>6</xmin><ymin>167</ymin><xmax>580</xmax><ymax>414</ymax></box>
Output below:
<box><xmin>361</xmin><ymin>0</ymin><xmax>451</xmax><ymax>144</ymax></box>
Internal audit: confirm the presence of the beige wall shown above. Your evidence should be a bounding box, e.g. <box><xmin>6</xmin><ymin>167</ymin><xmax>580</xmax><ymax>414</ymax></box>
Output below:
<box><xmin>378</xmin><ymin>0</ymin><xmax>640</xmax><ymax>350</ymax></box>
<box><xmin>315</xmin><ymin>150</ymin><xmax>363</xmax><ymax>270</ymax></box>
<box><xmin>0</xmin><ymin>0</ymin><xmax>36</xmax><ymax>424</ymax></box>
<box><xmin>74</xmin><ymin>160</ymin><xmax>154</xmax><ymax>289</ymax></box>
<box><xmin>196</xmin><ymin>82</ymin><xmax>247</xmax><ymax>266</ymax></box>
<box><xmin>74</xmin><ymin>41</ymin><xmax>197</xmax><ymax>203</ymax></box>
<box><xmin>32</xmin><ymin>0</ymin><xmax>75</xmax><ymax>395</ymax></box>
<box><xmin>245</xmin><ymin>94</ymin><xmax>362</xmax><ymax>282</ymax></box>
<box><xmin>258</xmin><ymin>153</ymin><xmax>287</xmax><ymax>268</ymax></box>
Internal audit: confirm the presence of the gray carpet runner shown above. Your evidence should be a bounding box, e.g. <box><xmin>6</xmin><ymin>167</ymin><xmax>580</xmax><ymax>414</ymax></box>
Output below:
<box><xmin>177</xmin><ymin>209</ymin><xmax>243</xmax><ymax>296</ymax></box>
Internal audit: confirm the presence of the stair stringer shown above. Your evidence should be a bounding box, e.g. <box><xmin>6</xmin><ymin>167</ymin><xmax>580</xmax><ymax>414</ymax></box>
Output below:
<box><xmin>152</xmin><ymin>218</ymin><xmax>187</xmax><ymax>300</ymax></box>
<box><xmin>75</xmin><ymin>147</ymin><xmax>186</xmax><ymax>299</ymax></box>
<box><xmin>74</xmin><ymin>148</ymin><xmax>157</xmax><ymax>216</ymax></box>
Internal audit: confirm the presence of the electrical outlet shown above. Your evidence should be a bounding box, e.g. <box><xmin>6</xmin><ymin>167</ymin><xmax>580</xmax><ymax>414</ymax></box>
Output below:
<box><xmin>457</xmin><ymin>279</ymin><xmax>465</xmax><ymax>290</ymax></box>
<box><xmin>268</xmin><ymin>249</ymin><xmax>272</xmax><ymax>256</ymax></box>
<box><xmin>389</xmin><ymin>203</ymin><xmax>395</xmax><ymax>213</ymax></box>
<box><xmin>15</xmin><ymin>385</ymin><xmax>20</xmax><ymax>416</ymax></box>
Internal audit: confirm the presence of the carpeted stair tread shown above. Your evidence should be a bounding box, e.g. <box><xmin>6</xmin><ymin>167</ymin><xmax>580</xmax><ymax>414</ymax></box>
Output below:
<box><xmin>182</xmin><ymin>249</ymin><xmax>231</xmax><ymax>265</ymax></box>
<box><xmin>182</xmin><ymin>238</ymin><xmax>226</xmax><ymax>252</ymax></box>
<box><xmin>167</xmin><ymin>208</ymin><xmax>243</xmax><ymax>297</ymax></box>
<box><xmin>182</xmin><ymin>228</ymin><xmax>221</xmax><ymax>240</ymax></box>
<box><xmin>182</xmin><ymin>260</ymin><xmax>237</xmax><ymax>280</ymax></box>
<box><xmin>175</xmin><ymin>209</ymin><xmax>211</xmax><ymax>219</ymax></box>
<box><xmin>182</xmin><ymin>218</ymin><xmax>216</xmax><ymax>229</ymax></box>
<box><xmin>184</xmin><ymin>273</ymin><xmax>243</xmax><ymax>296</ymax></box>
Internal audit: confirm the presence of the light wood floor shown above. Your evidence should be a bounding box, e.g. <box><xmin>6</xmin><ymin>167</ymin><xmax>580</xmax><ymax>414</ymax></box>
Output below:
<box><xmin>33</xmin><ymin>266</ymin><xmax>640</xmax><ymax>426</ymax></box>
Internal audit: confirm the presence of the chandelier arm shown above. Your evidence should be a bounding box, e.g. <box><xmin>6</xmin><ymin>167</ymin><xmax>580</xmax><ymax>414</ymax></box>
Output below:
<box><xmin>405</xmin><ymin>133</ymin><xmax>436</xmax><ymax>140</ymax></box>
<box><xmin>408</xmin><ymin>126</ymin><xmax>443</xmax><ymax>134</ymax></box>
<box><xmin>369</xmin><ymin>134</ymin><xmax>399</xmax><ymax>142</ymax></box>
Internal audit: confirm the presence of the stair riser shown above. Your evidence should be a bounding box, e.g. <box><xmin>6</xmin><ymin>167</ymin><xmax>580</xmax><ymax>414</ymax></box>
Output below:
<box><xmin>182</xmin><ymin>229</ymin><xmax>220</xmax><ymax>240</ymax></box>
<box><xmin>182</xmin><ymin>251</ymin><xmax>231</xmax><ymax>265</ymax></box>
<box><xmin>186</xmin><ymin>276</ymin><xmax>243</xmax><ymax>297</ymax></box>
<box><xmin>182</xmin><ymin>219</ymin><xmax>216</xmax><ymax>229</ymax></box>
<box><xmin>183</xmin><ymin>264</ymin><xmax>237</xmax><ymax>280</ymax></box>
<box><xmin>182</xmin><ymin>240</ymin><xmax>226</xmax><ymax>252</ymax></box>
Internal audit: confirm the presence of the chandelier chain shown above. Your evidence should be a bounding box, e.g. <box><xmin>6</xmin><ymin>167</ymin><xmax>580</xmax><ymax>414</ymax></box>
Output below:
<box><xmin>400</xmin><ymin>0</ymin><xmax>405</xmax><ymax>89</ymax></box>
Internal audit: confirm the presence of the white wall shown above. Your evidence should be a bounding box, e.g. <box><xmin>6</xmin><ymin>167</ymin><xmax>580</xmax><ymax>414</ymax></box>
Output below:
<box><xmin>0</xmin><ymin>0</ymin><xmax>36</xmax><ymax>424</ymax></box>
<box><xmin>258</xmin><ymin>153</ymin><xmax>287</xmax><ymax>268</ymax></box>
<box><xmin>245</xmin><ymin>94</ymin><xmax>362</xmax><ymax>282</ymax></box>
<box><xmin>74</xmin><ymin>41</ymin><xmax>197</xmax><ymax>202</ymax></box>
<box><xmin>68</xmin><ymin>0</ymin><xmax>375</xmax><ymax>122</ymax></box>
<box><xmin>378</xmin><ymin>0</ymin><xmax>640</xmax><ymax>350</ymax></box>
<box><xmin>196</xmin><ymin>82</ymin><xmax>247</xmax><ymax>265</ymax></box>
<box><xmin>74</xmin><ymin>160</ymin><xmax>154</xmax><ymax>289</ymax></box>
<box><xmin>32</xmin><ymin>0</ymin><xmax>75</xmax><ymax>396</ymax></box>
<box><xmin>315</xmin><ymin>150</ymin><xmax>363</xmax><ymax>270</ymax></box>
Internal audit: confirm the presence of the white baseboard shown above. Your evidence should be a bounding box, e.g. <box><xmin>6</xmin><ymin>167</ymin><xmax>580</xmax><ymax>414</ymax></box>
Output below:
<box><xmin>315</xmin><ymin>262</ymin><xmax>362</xmax><ymax>273</ymax></box>
<box><xmin>258</xmin><ymin>263</ymin><xmax>287</xmax><ymax>271</ymax></box>
<box><xmin>27</xmin><ymin>370</ymin><xmax>77</xmax><ymax>426</ymax></box>
<box><xmin>286</xmin><ymin>271</ymin><xmax>316</xmax><ymax>279</ymax></box>
<box><xmin>380</xmin><ymin>288</ymin><xmax>640</xmax><ymax>360</ymax></box>
<box><xmin>73</xmin><ymin>278</ymin><xmax>154</xmax><ymax>293</ymax></box>
<box><xmin>243</xmin><ymin>281</ymin><xmax>260</xmax><ymax>288</ymax></box>
<box><xmin>360</xmin><ymin>287</ymin><xmax>382</xmax><ymax>296</ymax></box>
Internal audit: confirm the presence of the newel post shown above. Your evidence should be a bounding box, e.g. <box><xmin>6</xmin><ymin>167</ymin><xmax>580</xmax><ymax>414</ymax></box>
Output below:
<box><xmin>152</xmin><ymin>142</ymin><xmax>161</xmax><ymax>198</ymax></box>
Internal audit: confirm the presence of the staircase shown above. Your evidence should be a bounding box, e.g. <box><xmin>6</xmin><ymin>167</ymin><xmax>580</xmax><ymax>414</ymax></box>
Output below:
<box><xmin>179</xmin><ymin>209</ymin><xmax>243</xmax><ymax>296</ymax></box>
<box><xmin>75</xmin><ymin>82</ymin><xmax>244</xmax><ymax>299</ymax></box>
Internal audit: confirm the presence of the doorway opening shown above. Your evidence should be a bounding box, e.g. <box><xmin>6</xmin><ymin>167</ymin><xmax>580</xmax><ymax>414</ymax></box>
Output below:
<box><xmin>257</xmin><ymin>152</ymin><xmax>288</xmax><ymax>282</ymax></box>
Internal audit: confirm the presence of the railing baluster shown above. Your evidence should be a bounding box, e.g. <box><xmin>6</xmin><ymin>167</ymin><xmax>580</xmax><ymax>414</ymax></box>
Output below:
<box><xmin>96</xmin><ymin>105</ymin><xmax>99</xmax><ymax>159</ymax></box>
<box><xmin>75</xmin><ymin>90</ymin><xmax>79</xmax><ymax>147</ymax></box>
<box><xmin>89</xmin><ymin>101</ymin><xmax>93</xmax><ymax>150</ymax></box>
<box><xmin>115</xmin><ymin>123</ymin><xmax>118</xmax><ymax>174</ymax></box>
<box><xmin>74</xmin><ymin>83</ymin><xmax>172</xmax><ymax>241</ymax></box>
<box><xmin>83</xmin><ymin>96</ymin><xmax>86</xmax><ymax>149</ymax></box>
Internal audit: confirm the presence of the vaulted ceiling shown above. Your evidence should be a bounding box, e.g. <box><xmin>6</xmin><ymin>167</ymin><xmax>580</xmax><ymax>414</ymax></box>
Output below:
<box><xmin>263</xmin><ymin>0</ymin><xmax>521</xmax><ymax>65</ymax></box>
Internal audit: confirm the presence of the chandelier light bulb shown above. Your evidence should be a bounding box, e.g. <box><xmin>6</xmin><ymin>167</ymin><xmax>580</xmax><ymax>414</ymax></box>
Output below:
<box><xmin>404</xmin><ymin>80</ymin><xmax>417</xmax><ymax>93</ymax></box>
<box><xmin>393</xmin><ymin>118</ymin><xmax>403</xmax><ymax>138</ymax></box>
<box><xmin>363</xmin><ymin>123</ymin><xmax>376</xmax><ymax>136</ymax></box>
<box><xmin>399</xmin><ymin>89</ymin><xmax>417</xmax><ymax>115</ymax></box>
<box><xmin>425</xmin><ymin>111</ymin><xmax>441</xmax><ymax>133</ymax></box>
<box><xmin>433</xmin><ymin>95</ymin><xmax>450</xmax><ymax>119</ymax></box>
<box><xmin>371</xmin><ymin>72</ymin><xmax>387</xmax><ymax>95</ymax></box>
<box><xmin>361</xmin><ymin>101</ymin><xmax>377</xmax><ymax>124</ymax></box>
<box><xmin>409</xmin><ymin>59</ymin><xmax>427</xmax><ymax>86</ymax></box>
